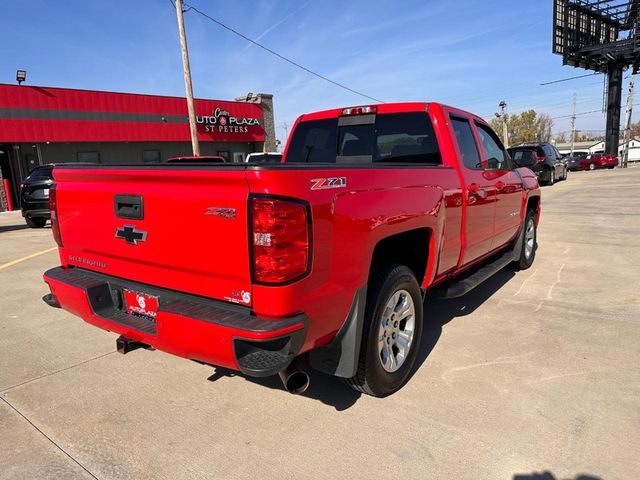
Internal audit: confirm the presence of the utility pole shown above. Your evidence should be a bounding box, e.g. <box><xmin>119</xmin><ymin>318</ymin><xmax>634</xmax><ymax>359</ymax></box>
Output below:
<box><xmin>175</xmin><ymin>0</ymin><xmax>200</xmax><ymax>156</ymax></box>
<box><xmin>622</xmin><ymin>75</ymin><xmax>635</xmax><ymax>168</ymax></box>
<box><xmin>570</xmin><ymin>91</ymin><xmax>577</xmax><ymax>156</ymax></box>
<box><xmin>497</xmin><ymin>100</ymin><xmax>508</xmax><ymax>148</ymax></box>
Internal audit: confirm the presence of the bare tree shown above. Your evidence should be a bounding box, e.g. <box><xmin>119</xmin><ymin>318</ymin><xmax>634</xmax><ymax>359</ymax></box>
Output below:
<box><xmin>490</xmin><ymin>109</ymin><xmax>554</xmax><ymax>145</ymax></box>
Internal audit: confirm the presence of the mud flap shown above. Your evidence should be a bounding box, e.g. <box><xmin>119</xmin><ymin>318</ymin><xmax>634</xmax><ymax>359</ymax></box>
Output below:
<box><xmin>309</xmin><ymin>286</ymin><xmax>367</xmax><ymax>378</ymax></box>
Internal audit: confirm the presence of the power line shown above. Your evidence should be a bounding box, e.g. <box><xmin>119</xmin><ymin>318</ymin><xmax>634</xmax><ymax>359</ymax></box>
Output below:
<box><xmin>552</xmin><ymin>109</ymin><xmax>603</xmax><ymax>119</ymax></box>
<box><xmin>180</xmin><ymin>2</ymin><xmax>385</xmax><ymax>104</ymax></box>
<box><xmin>540</xmin><ymin>72</ymin><xmax>601</xmax><ymax>86</ymax></box>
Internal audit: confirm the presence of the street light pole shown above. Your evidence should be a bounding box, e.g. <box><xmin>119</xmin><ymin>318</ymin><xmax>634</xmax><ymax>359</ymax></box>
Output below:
<box><xmin>570</xmin><ymin>91</ymin><xmax>576</xmax><ymax>156</ymax></box>
<box><xmin>622</xmin><ymin>74</ymin><xmax>635</xmax><ymax>168</ymax></box>
<box><xmin>175</xmin><ymin>0</ymin><xmax>200</xmax><ymax>157</ymax></box>
<box><xmin>498</xmin><ymin>101</ymin><xmax>508</xmax><ymax>148</ymax></box>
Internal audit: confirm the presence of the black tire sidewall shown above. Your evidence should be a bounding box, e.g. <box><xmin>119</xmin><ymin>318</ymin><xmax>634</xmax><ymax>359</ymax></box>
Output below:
<box><xmin>520</xmin><ymin>210</ymin><xmax>537</xmax><ymax>269</ymax></box>
<box><xmin>26</xmin><ymin>217</ymin><xmax>46</xmax><ymax>228</ymax></box>
<box><xmin>362</xmin><ymin>265</ymin><xmax>423</xmax><ymax>397</ymax></box>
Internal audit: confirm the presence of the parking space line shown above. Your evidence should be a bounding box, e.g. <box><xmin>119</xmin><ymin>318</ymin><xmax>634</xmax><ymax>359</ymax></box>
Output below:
<box><xmin>0</xmin><ymin>247</ymin><xmax>57</xmax><ymax>271</ymax></box>
<box><xmin>0</xmin><ymin>396</ymin><xmax>99</xmax><ymax>479</ymax></box>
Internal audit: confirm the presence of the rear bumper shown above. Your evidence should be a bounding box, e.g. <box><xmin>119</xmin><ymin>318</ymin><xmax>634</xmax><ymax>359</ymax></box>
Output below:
<box><xmin>43</xmin><ymin>267</ymin><xmax>307</xmax><ymax>376</ymax></box>
<box><xmin>22</xmin><ymin>207</ymin><xmax>50</xmax><ymax>219</ymax></box>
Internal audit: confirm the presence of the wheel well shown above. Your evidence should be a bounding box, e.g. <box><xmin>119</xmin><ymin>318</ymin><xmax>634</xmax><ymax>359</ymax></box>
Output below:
<box><xmin>369</xmin><ymin>228</ymin><xmax>430</xmax><ymax>283</ymax></box>
<box><xmin>527</xmin><ymin>195</ymin><xmax>540</xmax><ymax>214</ymax></box>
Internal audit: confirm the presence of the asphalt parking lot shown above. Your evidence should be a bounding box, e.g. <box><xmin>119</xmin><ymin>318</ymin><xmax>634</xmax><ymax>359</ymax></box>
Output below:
<box><xmin>1</xmin><ymin>167</ymin><xmax>639</xmax><ymax>480</ymax></box>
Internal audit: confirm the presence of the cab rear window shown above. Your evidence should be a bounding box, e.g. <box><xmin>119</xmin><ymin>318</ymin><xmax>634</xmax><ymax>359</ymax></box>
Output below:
<box><xmin>286</xmin><ymin>112</ymin><xmax>442</xmax><ymax>165</ymax></box>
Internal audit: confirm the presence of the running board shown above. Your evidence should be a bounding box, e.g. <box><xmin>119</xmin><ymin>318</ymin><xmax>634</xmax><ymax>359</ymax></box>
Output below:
<box><xmin>436</xmin><ymin>250</ymin><xmax>515</xmax><ymax>299</ymax></box>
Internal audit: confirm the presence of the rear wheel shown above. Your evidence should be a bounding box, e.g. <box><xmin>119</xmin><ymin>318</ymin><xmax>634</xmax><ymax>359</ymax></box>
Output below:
<box><xmin>511</xmin><ymin>209</ymin><xmax>537</xmax><ymax>271</ymax></box>
<box><xmin>548</xmin><ymin>169</ymin><xmax>555</xmax><ymax>185</ymax></box>
<box><xmin>344</xmin><ymin>264</ymin><xmax>423</xmax><ymax>397</ymax></box>
<box><xmin>589</xmin><ymin>163</ymin><xmax>595</xmax><ymax>171</ymax></box>
<box><xmin>26</xmin><ymin>217</ymin><xmax>47</xmax><ymax>228</ymax></box>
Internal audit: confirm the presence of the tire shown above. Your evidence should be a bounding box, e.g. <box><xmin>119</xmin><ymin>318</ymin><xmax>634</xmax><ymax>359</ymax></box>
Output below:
<box><xmin>563</xmin><ymin>167</ymin><xmax>568</xmax><ymax>180</ymax></box>
<box><xmin>26</xmin><ymin>217</ymin><xmax>47</xmax><ymax>228</ymax></box>
<box><xmin>589</xmin><ymin>163</ymin><xmax>595</xmax><ymax>171</ymax></box>
<box><xmin>344</xmin><ymin>264</ymin><xmax>423</xmax><ymax>397</ymax></box>
<box><xmin>511</xmin><ymin>209</ymin><xmax>537</xmax><ymax>271</ymax></box>
<box><xmin>548</xmin><ymin>169</ymin><xmax>555</xmax><ymax>185</ymax></box>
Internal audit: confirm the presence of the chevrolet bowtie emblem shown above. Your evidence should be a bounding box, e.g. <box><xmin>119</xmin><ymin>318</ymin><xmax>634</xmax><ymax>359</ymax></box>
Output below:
<box><xmin>115</xmin><ymin>225</ymin><xmax>147</xmax><ymax>245</ymax></box>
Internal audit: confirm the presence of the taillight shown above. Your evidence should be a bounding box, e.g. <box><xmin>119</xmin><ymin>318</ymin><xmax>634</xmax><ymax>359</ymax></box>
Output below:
<box><xmin>250</xmin><ymin>196</ymin><xmax>310</xmax><ymax>284</ymax></box>
<box><xmin>49</xmin><ymin>183</ymin><xmax>63</xmax><ymax>247</ymax></box>
<box><xmin>341</xmin><ymin>105</ymin><xmax>377</xmax><ymax>116</ymax></box>
<box><xmin>535</xmin><ymin>153</ymin><xmax>545</xmax><ymax>163</ymax></box>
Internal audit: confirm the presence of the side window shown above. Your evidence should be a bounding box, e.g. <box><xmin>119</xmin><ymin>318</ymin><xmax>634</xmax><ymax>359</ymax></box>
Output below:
<box><xmin>374</xmin><ymin>112</ymin><xmax>442</xmax><ymax>164</ymax></box>
<box><xmin>475</xmin><ymin>123</ymin><xmax>509</xmax><ymax>170</ymax></box>
<box><xmin>451</xmin><ymin>117</ymin><xmax>482</xmax><ymax>170</ymax></box>
<box><xmin>542</xmin><ymin>144</ymin><xmax>555</xmax><ymax>160</ymax></box>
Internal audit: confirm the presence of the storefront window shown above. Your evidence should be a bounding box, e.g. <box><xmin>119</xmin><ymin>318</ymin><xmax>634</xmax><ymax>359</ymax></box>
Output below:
<box><xmin>142</xmin><ymin>150</ymin><xmax>161</xmax><ymax>163</ymax></box>
<box><xmin>77</xmin><ymin>151</ymin><xmax>100</xmax><ymax>163</ymax></box>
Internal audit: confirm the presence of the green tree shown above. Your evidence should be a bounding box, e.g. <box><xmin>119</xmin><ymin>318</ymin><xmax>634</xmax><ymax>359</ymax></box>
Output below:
<box><xmin>490</xmin><ymin>109</ymin><xmax>554</xmax><ymax>145</ymax></box>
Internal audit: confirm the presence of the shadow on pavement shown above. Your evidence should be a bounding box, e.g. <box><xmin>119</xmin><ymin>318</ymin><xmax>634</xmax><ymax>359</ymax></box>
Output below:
<box><xmin>206</xmin><ymin>268</ymin><xmax>517</xmax><ymax>411</ymax></box>
<box><xmin>513</xmin><ymin>472</ymin><xmax>601</xmax><ymax>480</ymax></box>
<box><xmin>0</xmin><ymin>224</ymin><xmax>30</xmax><ymax>233</ymax></box>
<box><xmin>409</xmin><ymin>268</ymin><xmax>516</xmax><ymax>379</ymax></box>
<box><xmin>206</xmin><ymin>359</ymin><xmax>362</xmax><ymax>411</ymax></box>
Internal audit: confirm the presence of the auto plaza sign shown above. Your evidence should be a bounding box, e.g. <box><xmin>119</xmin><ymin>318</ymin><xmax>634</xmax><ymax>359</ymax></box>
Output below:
<box><xmin>196</xmin><ymin>107</ymin><xmax>261</xmax><ymax>134</ymax></box>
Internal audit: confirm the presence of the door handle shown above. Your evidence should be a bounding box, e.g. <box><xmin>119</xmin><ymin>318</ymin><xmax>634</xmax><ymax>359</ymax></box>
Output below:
<box><xmin>115</xmin><ymin>194</ymin><xmax>144</xmax><ymax>220</ymax></box>
<box><xmin>495</xmin><ymin>181</ymin><xmax>505</xmax><ymax>190</ymax></box>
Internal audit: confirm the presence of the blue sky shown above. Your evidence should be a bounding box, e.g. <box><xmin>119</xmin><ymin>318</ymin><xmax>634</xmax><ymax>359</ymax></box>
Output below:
<box><xmin>1</xmin><ymin>0</ymin><xmax>631</xmax><ymax>143</ymax></box>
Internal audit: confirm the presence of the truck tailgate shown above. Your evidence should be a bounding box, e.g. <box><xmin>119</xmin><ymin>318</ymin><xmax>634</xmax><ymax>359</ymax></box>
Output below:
<box><xmin>53</xmin><ymin>166</ymin><xmax>253</xmax><ymax>305</ymax></box>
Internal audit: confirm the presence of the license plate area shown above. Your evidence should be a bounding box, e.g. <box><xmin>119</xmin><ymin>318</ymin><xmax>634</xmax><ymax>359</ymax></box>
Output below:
<box><xmin>122</xmin><ymin>288</ymin><xmax>159</xmax><ymax>320</ymax></box>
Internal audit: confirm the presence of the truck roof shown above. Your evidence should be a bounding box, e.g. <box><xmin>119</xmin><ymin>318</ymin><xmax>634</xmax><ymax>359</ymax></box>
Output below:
<box><xmin>296</xmin><ymin>101</ymin><xmax>485</xmax><ymax>124</ymax></box>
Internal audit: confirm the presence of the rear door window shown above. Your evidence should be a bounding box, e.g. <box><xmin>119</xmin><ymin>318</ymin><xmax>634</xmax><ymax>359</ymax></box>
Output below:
<box><xmin>374</xmin><ymin>113</ymin><xmax>441</xmax><ymax>164</ymax></box>
<box><xmin>286</xmin><ymin>112</ymin><xmax>441</xmax><ymax>164</ymax></box>
<box><xmin>450</xmin><ymin>117</ymin><xmax>482</xmax><ymax>170</ymax></box>
<box><xmin>542</xmin><ymin>145</ymin><xmax>555</xmax><ymax>160</ymax></box>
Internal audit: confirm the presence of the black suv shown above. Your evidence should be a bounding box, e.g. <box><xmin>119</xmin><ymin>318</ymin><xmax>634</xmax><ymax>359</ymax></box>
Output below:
<box><xmin>20</xmin><ymin>164</ymin><xmax>54</xmax><ymax>228</ymax></box>
<box><xmin>507</xmin><ymin>143</ymin><xmax>567</xmax><ymax>185</ymax></box>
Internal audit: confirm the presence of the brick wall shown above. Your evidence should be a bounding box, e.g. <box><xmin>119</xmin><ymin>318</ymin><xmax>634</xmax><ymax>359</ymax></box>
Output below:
<box><xmin>235</xmin><ymin>93</ymin><xmax>276</xmax><ymax>152</ymax></box>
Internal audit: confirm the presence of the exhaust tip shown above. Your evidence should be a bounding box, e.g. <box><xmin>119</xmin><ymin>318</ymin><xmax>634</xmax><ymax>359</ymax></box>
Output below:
<box><xmin>278</xmin><ymin>364</ymin><xmax>310</xmax><ymax>395</ymax></box>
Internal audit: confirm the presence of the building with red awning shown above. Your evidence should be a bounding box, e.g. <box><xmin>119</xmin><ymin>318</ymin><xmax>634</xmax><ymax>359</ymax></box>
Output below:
<box><xmin>0</xmin><ymin>84</ymin><xmax>275</xmax><ymax>210</ymax></box>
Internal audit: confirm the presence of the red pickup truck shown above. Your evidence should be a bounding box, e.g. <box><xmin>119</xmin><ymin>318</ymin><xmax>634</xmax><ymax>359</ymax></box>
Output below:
<box><xmin>43</xmin><ymin>102</ymin><xmax>540</xmax><ymax>397</ymax></box>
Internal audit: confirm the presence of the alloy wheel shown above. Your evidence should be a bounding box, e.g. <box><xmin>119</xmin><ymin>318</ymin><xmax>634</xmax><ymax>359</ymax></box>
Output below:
<box><xmin>377</xmin><ymin>289</ymin><xmax>416</xmax><ymax>373</ymax></box>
